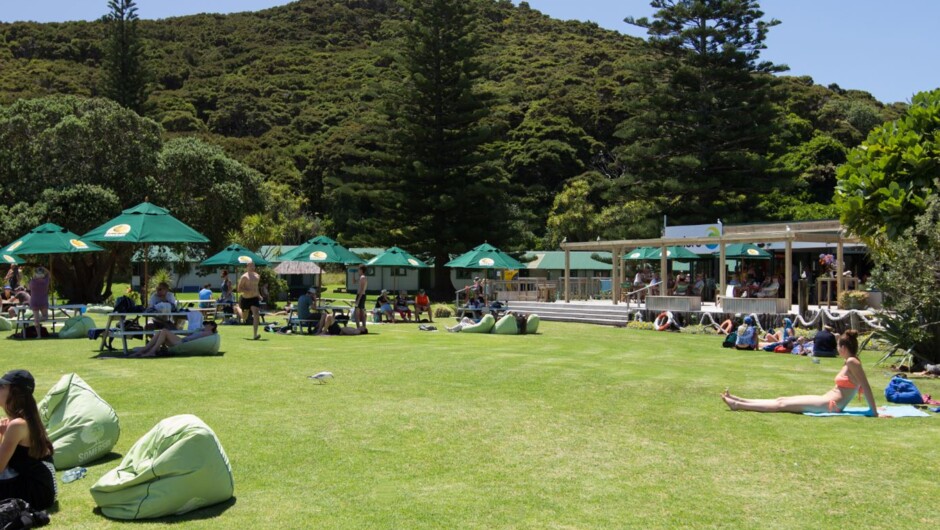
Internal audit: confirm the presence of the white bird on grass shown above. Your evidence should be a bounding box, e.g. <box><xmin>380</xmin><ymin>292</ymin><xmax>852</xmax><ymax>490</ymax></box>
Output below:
<box><xmin>308</xmin><ymin>371</ymin><xmax>334</xmax><ymax>383</ymax></box>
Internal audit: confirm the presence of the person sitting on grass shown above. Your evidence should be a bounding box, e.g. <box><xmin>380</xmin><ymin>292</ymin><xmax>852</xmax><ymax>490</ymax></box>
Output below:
<box><xmin>446</xmin><ymin>316</ymin><xmax>479</xmax><ymax>333</ymax></box>
<box><xmin>315</xmin><ymin>313</ymin><xmax>369</xmax><ymax>336</ymax></box>
<box><xmin>414</xmin><ymin>289</ymin><xmax>433</xmax><ymax>323</ymax></box>
<box><xmin>394</xmin><ymin>291</ymin><xmax>413</xmax><ymax>322</ymax></box>
<box><xmin>0</xmin><ymin>369</ymin><xmax>56</xmax><ymax>511</ymax></box>
<box><xmin>721</xmin><ymin>330</ymin><xmax>879</xmax><ymax>415</ymax></box>
<box><xmin>129</xmin><ymin>321</ymin><xmax>218</xmax><ymax>358</ymax></box>
<box><xmin>734</xmin><ymin>316</ymin><xmax>758</xmax><ymax>350</ymax></box>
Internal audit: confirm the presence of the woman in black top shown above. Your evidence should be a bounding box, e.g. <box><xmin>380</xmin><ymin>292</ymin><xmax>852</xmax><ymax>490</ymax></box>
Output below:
<box><xmin>0</xmin><ymin>370</ymin><xmax>56</xmax><ymax>510</ymax></box>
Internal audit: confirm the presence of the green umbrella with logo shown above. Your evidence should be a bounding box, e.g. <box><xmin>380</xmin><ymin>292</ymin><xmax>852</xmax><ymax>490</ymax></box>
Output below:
<box><xmin>649</xmin><ymin>246</ymin><xmax>702</xmax><ymax>260</ymax></box>
<box><xmin>277</xmin><ymin>235</ymin><xmax>365</xmax><ymax>265</ymax></box>
<box><xmin>1</xmin><ymin>223</ymin><xmax>104</xmax><ymax>304</ymax></box>
<box><xmin>622</xmin><ymin>247</ymin><xmax>659</xmax><ymax>260</ymax></box>
<box><xmin>200</xmin><ymin>244</ymin><xmax>270</xmax><ymax>268</ymax></box>
<box><xmin>713</xmin><ymin>243</ymin><xmax>771</xmax><ymax>260</ymax></box>
<box><xmin>2</xmin><ymin>253</ymin><xmax>24</xmax><ymax>265</ymax></box>
<box><xmin>83</xmin><ymin>202</ymin><xmax>210</xmax><ymax>300</ymax></box>
<box><xmin>366</xmin><ymin>246</ymin><xmax>429</xmax><ymax>291</ymax></box>
<box><xmin>444</xmin><ymin>243</ymin><xmax>524</xmax><ymax>270</ymax></box>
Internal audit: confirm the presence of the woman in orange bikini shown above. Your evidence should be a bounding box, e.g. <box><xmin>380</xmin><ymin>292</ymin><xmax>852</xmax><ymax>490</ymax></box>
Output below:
<box><xmin>721</xmin><ymin>329</ymin><xmax>879</xmax><ymax>416</ymax></box>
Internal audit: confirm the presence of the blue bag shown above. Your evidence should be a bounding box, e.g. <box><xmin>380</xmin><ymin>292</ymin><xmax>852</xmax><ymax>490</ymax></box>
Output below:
<box><xmin>884</xmin><ymin>375</ymin><xmax>924</xmax><ymax>404</ymax></box>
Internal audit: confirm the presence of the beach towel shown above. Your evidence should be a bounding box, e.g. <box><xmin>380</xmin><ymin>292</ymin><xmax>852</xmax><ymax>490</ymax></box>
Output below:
<box><xmin>804</xmin><ymin>405</ymin><xmax>931</xmax><ymax>417</ymax></box>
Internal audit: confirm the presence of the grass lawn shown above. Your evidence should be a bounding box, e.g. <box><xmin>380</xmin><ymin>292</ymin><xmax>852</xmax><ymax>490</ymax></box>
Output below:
<box><xmin>4</xmin><ymin>319</ymin><xmax>939</xmax><ymax>528</ymax></box>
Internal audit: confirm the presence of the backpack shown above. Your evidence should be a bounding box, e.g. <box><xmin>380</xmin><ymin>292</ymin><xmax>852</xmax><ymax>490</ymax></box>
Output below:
<box><xmin>0</xmin><ymin>498</ymin><xmax>50</xmax><ymax>529</ymax></box>
<box><xmin>514</xmin><ymin>313</ymin><xmax>528</xmax><ymax>335</ymax></box>
<box><xmin>23</xmin><ymin>326</ymin><xmax>50</xmax><ymax>339</ymax></box>
<box><xmin>722</xmin><ymin>332</ymin><xmax>737</xmax><ymax>348</ymax></box>
<box><xmin>113</xmin><ymin>296</ymin><xmax>142</xmax><ymax>314</ymax></box>
<box><xmin>885</xmin><ymin>375</ymin><xmax>924</xmax><ymax>404</ymax></box>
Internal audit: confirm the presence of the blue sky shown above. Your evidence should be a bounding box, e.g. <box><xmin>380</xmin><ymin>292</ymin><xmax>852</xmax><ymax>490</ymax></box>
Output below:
<box><xmin>2</xmin><ymin>0</ymin><xmax>937</xmax><ymax>103</ymax></box>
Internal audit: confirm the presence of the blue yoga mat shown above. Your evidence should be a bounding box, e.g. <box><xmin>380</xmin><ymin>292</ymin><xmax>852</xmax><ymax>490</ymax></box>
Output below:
<box><xmin>805</xmin><ymin>405</ymin><xmax>931</xmax><ymax>417</ymax></box>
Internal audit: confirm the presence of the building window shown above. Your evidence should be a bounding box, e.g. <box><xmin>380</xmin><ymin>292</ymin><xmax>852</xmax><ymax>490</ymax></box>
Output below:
<box><xmin>456</xmin><ymin>269</ymin><xmax>473</xmax><ymax>280</ymax></box>
<box><xmin>391</xmin><ymin>267</ymin><xmax>408</xmax><ymax>277</ymax></box>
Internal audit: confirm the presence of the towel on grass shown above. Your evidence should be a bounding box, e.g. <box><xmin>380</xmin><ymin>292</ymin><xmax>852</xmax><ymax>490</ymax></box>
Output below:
<box><xmin>804</xmin><ymin>405</ymin><xmax>931</xmax><ymax>418</ymax></box>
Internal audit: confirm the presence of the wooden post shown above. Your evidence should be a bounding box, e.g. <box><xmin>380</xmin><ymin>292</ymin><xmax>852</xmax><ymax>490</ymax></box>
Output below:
<box><xmin>784</xmin><ymin>238</ymin><xmax>792</xmax><ymax>309</ymax></box>
<box><xmin>660</xmin><ymin>245</ymin><xmax>667</xmax><ymax>297</ymax></box>
<box><xmin>612</xmin><ymin>246</ymin><xmax>619</xmax><ymax>305</ymax></box>
<box><xmin>836</xmin><ymin>238</ymin><xmax>845</xmax><ymax>304</ymax></box>
<box><xmin>719</xmin><ymin>242</ymin><xmax>726</xmax><ymax>307</ymax></box>
<box><xmin>564</xmin><ymin>247</ymin><xmax>570</xmax><ymax>303</ymax></box>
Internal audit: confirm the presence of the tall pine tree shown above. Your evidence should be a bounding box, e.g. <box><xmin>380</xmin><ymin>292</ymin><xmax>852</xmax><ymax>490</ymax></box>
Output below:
<box><xmin>383</xmin><ymin>0</ymin><xmax>511</xmax><ymax>292</ymax></box>
<box><xmin>101</xmin><ymin>0</ymin><xmax>149</xmax><ymax>114</ymax></box>
<box><xmin>613</xmin><ymin>0</ymin><xmax>787</xmax><ymax>226</ymax></box>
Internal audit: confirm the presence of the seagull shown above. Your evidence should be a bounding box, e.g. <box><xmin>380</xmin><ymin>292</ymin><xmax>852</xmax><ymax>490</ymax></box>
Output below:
<box><xmin>308</xmin><ymin>371</ymin><xmax>334</xmax><ymax>383</ymax></box>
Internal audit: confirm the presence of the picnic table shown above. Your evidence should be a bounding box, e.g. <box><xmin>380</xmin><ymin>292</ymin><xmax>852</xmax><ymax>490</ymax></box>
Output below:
<box><xmin>98</xmin><ymin>311</ymin><xmax>200</xmax><ymax>356</ymax></box>
<box><xmin>11</xmin><ymin>304</ymin><xmax>86</xmax><ymax>339</ymax></box>
<box><xmin>284</xmin><ymin>302</ymin><xmax>354</xmax><ymax>334</ymax></box>
<box><xmin>455</xmin><ymin>303</ymin><xmax>508</xmax><ymax>321</ymax></box>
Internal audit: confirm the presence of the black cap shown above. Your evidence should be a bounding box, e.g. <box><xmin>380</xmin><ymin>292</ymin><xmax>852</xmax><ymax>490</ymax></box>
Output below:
<box><xmin>0</xmin><ymin>369</ymin><xmax>35</xmax><ymax>393</ymax></box>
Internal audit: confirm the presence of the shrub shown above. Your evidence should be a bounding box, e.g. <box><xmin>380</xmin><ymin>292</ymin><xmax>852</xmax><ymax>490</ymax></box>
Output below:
<box><xmin>147</xmin><ymin>268</ymin><xmax>174</xmax><ymax>294</ymax></box>
<box><xmin>433</xmin><ymin>304</ymin><xmax>453</xmax><ymax>318</ymax></box>
<box><xmin>838</xmin><ymin>290</ymin><xmax>868</xmax><ymax>310</ymax></box>
<box><xmin>626</xmin><ymin>321</ymin><xmax>654</xmax><ymax>331</ymax></box>
<box><xmin>679</xmin><ymin>324</ymin><xmax>717</xmax><ymax>335</ymax></box>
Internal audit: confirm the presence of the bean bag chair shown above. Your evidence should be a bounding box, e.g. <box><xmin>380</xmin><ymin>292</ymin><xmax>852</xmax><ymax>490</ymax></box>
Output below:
<box><xmin>493</xmin><ymin>314</ymin><xmax>519</xmax><ymax>335</ymax></box>
<box><xmin>461</xmin><ymin>314</ymin><xmax>495</xmax><ymax>334</ymax></box>
<box><xmin>58</xmin><ymin>315</ymin><xmax>96</xmax><ymax>339</ymax></box>
<box><xmin>526</xmin><ymin>314</ymin><xmax>540</xmax><ymax>334</ymax></box>
<box><xmin>169</xmin><ymin>333</ymin><xmax>221</xmax><ymax>356</ymax></box>
<box><xmin>884</xmin><ymin>375</ymin><xmax>924</xmax><ymax>404</ymax></box>
<box><xmin>90</xmin><ymin>414</ymin><xmax>234</xmax><ymax>520</ymax></box>
<box><xmin>38</xmin><ymin>373</ymin><xmax>121</xmax><ymax>470</ymax></box>
<box><xmin>0</xmin><ymin>316</ymin><xmax>11</xmax><ymax>331</ymax></box>
<box><xmin>85</xmin><ymin>305</ymin><xmax>115</xmax><ymax>314</ymax></box>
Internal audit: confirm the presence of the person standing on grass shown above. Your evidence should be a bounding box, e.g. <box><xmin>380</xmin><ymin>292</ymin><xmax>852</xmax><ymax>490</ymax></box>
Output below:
<box><xmin>0</xmin><ymin>369</ymin><xmax>56</xmax><ymax>510</ymax></box>
<box><xmin>355</xmin><ymin>264</ymin><xmax>368</xmax><ymax>328</ymax></box>
<box><xmin>721</xmin><ymin>330</ymin><xmax>880</xmax><ymax>415</ymax></box>
<box><xmin>238</xmin><ymin>261</ymin><xmax>262</xmax><ymax>340</ymax></box>
<box><xmin>28</xmin><ymin>267</ymin><xmax>50</xmax><ymax>339</ymax></box>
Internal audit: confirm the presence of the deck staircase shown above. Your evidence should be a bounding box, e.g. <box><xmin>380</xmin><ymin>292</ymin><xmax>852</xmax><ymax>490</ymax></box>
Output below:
<box><xmin>503</xmin><ymin>301</ymin><xmax>634</xmax><ymax>327</ymax></box>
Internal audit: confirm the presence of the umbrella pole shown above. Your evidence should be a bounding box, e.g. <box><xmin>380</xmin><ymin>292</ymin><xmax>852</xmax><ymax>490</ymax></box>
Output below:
<box><xmin>143</xmin><ymin>243</ymin><xmax>149</xmax><ymax>304</ymax></box>
<box><xmin>49</xmin><ymin>255</ymin><xmax>55</xmax><ymax>307</ymax></box>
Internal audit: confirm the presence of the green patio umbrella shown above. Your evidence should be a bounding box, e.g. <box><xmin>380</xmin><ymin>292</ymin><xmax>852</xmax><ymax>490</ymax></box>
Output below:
<box><xmin>649</xmin><ymin>246</ymin><xmax>702</xmax><ymax>260</ymax></box>
<box><xmin>444</xmin><ymin>243</ymin><xmax>524</xmax><ymax>270</ymax></box>
<box><xmin>714</xmin><ymin>243</ymin><xmax>771</xmax><ymax>260</ymax></box>
<box><xmin>366</xmin><ymin>246</ymin><xmax>428</xmax><ymax>291</ymax></box>
<box><xmin>277</xmin><ymin>235</ymin><xmax>365</xmax><ymax>265</ymax></box>
<box><xmin>1</xmin><ymin>223</ymin><xmax>105</xmax><ymax>304</ymax></box>
<box><xmin>83</xmin><ymin>202</ymin><xmax>210</xmax><ymax>301</ymax></box>
<box><xmin>622</xmin><ymin>247</ymin><xmax>659</xmax><ymax>260</ymax></box>
<box><xmin>200</xmin><ymin>244</ymin><xmax>270</xmax><ymax>268</ymax></box>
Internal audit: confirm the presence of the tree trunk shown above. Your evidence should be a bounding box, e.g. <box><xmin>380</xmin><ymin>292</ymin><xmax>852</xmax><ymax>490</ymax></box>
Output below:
<box><xmin>430</xmin><ymin>253</ymin><xmax>454</xmax><ymax>301</ymax></box>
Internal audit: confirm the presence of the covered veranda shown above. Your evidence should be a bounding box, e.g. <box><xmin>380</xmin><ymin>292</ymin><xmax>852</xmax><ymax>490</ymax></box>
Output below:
<box><xmin>559</xmin><ymin>220</ymin><xmax>863</xmax><ymax>313</ymax></box>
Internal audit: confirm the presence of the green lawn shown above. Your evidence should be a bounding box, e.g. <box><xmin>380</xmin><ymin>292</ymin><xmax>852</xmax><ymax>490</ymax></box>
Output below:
<box><xmin>5</xmin><ymin>320</ymin><xmax>939</xmax><ymax>528</ymax></box>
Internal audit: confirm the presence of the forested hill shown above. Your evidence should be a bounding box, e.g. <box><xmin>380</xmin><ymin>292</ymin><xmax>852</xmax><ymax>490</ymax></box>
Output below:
<box><xmin>0</xmin><ymin>0</ymin><xmax>906</xmax><ymax>249</ymax></box>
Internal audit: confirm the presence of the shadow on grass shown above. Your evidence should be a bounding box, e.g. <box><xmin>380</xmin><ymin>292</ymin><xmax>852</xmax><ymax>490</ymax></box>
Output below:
<box><xmin>91</xmin><ymin>496</ymin><xmax>237</xmax><ymax>524</ymax></box>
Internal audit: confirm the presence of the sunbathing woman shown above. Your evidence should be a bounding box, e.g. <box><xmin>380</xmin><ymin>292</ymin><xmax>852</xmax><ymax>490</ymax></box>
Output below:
<box><xmin>721</xmin><ymin>329</ymin><xmax>879</xmax><ymax>415</ymax></box>
<box><xmin>130</xmin><ymin>321</ymin><xmax>218</xmax><ymax>357</ymax></box>
<box><xmin>315</xmin><ymin>314</ymin><xmax>369</xmax><ymax>336</ymax></box>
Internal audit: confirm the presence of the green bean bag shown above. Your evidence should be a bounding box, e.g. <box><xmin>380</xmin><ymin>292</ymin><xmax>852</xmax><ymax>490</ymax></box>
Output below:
<box><xmin>58</xmin><ymin>315</ymin><xmax>95</xmax><ymax>339</ymax></box>
<box><xmin>461</xmin><ymin>314</ymin><xmax>495</xmax><ymax>334</ymax></box>
<box><xmin>0</xmin><ymin>316</ymin><xmax>11</xmax><ymax>331</ymax></box>
<box><xmin>168</xmin><ymin>333</ymin><xmax>221</xmax><ymax>356</ymax></box>
<box><xmin>38</xmin><ymin>373</ymin><xmax>121</xmax><ymax>470</ymax></box>
<box><xmin>526</xmin><ymin>314</ymin><xmax>540</xmax><ymax>334</ymax></box>
<box><xmin>90</xmin><ymin>414</ymin><xmax>234</xmax><ymax>520</ymax></box>
<box><xmin>493</xmin><ymin>314</ymin><xmax>519</xmax><ymax>335</ymax></box>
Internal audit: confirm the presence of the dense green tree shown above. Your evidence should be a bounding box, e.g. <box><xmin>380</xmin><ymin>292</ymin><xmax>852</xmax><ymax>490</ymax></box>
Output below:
<box><xmin>102</xmin><ymin>0</ymin><xmax>149</xmax><ymax>114</ymax></box>
<box><xmin>836</xmin><ymin>88</ymin><xmax>940</xmax><ymax>240</ymax></box>
<box><xmin>377</xmin><ymin>0</ymin><xmax>511</xmax><ymax>291</ymax></box>
<box><xmin>614</xmin><ymin>0</ymin><xmax>787</xmax><ymax>226</ymax></box>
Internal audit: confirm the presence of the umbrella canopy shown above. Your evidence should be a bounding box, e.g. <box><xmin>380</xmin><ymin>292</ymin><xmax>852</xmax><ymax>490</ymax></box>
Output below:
<box><xmin>622</xmin><ymin>247</ymin><xmax>659</xmax><ymax>260</ymax></box>
<box><xmin>649</xmin><ymin>246</ymin><xmax>702</xmax><ymax>260</ymax></box>
<box><xmin>274</xmin><ymin>261</ymin><xmax>322</xmax><ymax>275</ymax></box>
<box><xmin>2</xmin><ymin>253</ymin><xmax>24</xmax><ymax>265</ymax></box>
<box><xmin>83</xmin><ymin>202</ymin><xmax>210</xmax><ymax>301</ymax></box>
<box><xmin>366</xmin><ymin>246</ymin><xmax>429</xmax><ymax>268</ymax></box>
<box><xmin>82</xmin><ymin>202</ymin><xmax>209</xmax><ymax>244</ymax></box>
<box><xmin>1</xmin><ymin>223</ymin><xmax>104</xmax><ymax>256</ymax></box>
<box><xmin>200</xmin><ymin>244</ymin><xmax>270</xmax><ymax>268</ymax></box>
<box><xmin>445</xmin><ymin>243</ymin><xmax>524</xmax><ymax>269</ymax></box>
<box><xmin>278</xmin><ymin>235</ymin><xmax>365</xmax><ymax>265</ymax></box>
<box><xmin>715</xmin><ymin>243</ymin><xmax>772</xmax><ymax>260</ymax></box>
